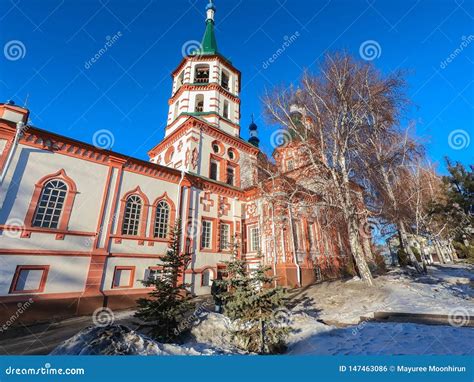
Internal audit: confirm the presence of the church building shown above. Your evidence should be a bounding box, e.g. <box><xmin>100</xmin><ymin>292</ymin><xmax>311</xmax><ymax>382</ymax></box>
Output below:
<box><xmin>0</xmin><ymin>1</ymin><xmax>368</xmax><ymax>323</ymax></box>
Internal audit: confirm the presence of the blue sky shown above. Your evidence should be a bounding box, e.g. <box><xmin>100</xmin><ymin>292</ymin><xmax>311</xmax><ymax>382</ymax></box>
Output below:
<box><xmin>1</xmin><ymin>0</ymin><xmax>473</xmax><ymax>173</ymax></box>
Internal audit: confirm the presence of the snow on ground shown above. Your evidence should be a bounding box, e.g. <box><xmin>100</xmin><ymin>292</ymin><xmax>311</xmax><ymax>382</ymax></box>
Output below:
<box><xmin>51</xmin><ymin>264</ymin><xmax>474</xmax><ymax>356</ymax></box>
<box><xmin>287</xmin><ymin>322</ymin><xmax>474</xmax><ymax>355</ymax></box>
<box><xmin>51</xmin><ymin>325</ymin><xmax>233</xmax><ymax>355</ymax></box>
<box><xmin>293</xmin><ymin>264</ymin><xmax>474</xmax><ymax>324</ymax></box>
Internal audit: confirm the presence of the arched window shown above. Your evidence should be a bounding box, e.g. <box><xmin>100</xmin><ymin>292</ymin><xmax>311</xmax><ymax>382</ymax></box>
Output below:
<box><xmin>221</xmin><ymin>70</ymin><xmax>230</xmax><ymax>91</ymax></box>
<box><xmin>32</xmin><ymin>179</ymin><xmax>68</xmax><ymax>229</ymax></box>
<box><xmin>154</xmin><ymin>201</ymin><xmax>170</xmax><ymax>239</ymax></box>
<box><xmin>173</xmin><ymin>101</ymin><xmax>179</xmax><ymax>120</ymax></box>
<box><xmin>195</xmin><ymin>94</ymin><xmax>204</xmax><ymax>113</ymax></box>
<box><xmin>202</xmin><ymin>268</ymin><xmax>214</xmax><ymax>287</ymax></box>
<box><xmin>121</xmin><ymin>195</ymin><xmax>142</xmax><ymax>236</ymax></box>
<box><xmin>223</xmin><ymin>100</ymin><xmax>230</xmax><ymax>119</ymax></box>
<box><xmin>176</xmin><ymin>71</ymin><xmax>184</xmax><ymax>89</ymax></box>
<box><xmin>194</xmin><ymin>64</ymin><xmax>209</xmax><ymax>83</ymax></box>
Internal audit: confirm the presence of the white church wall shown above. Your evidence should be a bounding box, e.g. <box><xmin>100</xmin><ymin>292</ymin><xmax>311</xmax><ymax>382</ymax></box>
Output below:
<box><xmin>0</xmin><ymin>231</ymin><xmax>93</xmax><ymax>252</ymax></box>
<box><xmin>108</xmin><ymin>169</ymin><xmax>180</xmax><ymax>253</ymax></box>
<box><xmin>102</xmin><ymin>256</ymin><xmax>162</xmax><ymax>291</ymax></box>
<box><xmin>0</xmin><ymin>254</ymin><xmax>90</xmax><ymax>296</ymax></box>
<box><xmin>0</xmin><ymin>142</ymin><xmax>108</xmax><ymax>231</ymax></box>
<box><xmin>0</xmin><ymin>138</ymin><xmax>7</xmax><ymax>156</ymax></box>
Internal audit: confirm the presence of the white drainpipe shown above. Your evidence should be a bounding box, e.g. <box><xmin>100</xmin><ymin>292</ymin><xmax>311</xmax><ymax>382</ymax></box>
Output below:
<box><xmin>176</xmin><ymin>168</ymin><xmax>187</xmax><ymax>251</ymax></box>
<box><xmin>0</xmin><ymin>121</ymin><xmax>26</xmax><ymax>186</ymax></box>
<box><xmin>288</xmin><ymin>207</ymin><xmax>302</xmax><ymax>287</ymax></box>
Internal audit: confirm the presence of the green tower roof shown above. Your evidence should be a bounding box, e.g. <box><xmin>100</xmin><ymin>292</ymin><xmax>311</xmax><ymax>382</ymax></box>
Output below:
<box><xmin>200</xmin><ymin>19</ymin><xmax>218</xmax><ymax>55</ymax></box>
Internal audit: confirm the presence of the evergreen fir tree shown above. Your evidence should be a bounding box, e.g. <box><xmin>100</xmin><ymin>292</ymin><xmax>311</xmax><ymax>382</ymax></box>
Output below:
<box><xmin>218</xmin><ymin>239</ymin><xmax>292</xmax><ymax>354</ymax></box>
<box><xmin>135</xmin><ymin>219</ymin><xmax>193</xmax><ymax>342</ymax></box>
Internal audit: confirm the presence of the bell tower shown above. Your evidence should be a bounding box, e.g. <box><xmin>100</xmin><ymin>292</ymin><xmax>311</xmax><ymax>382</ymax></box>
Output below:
<box><xmin>165</xmin><ymin>0</ymin><xmax>241</xmax><ymax>138</ymax></box>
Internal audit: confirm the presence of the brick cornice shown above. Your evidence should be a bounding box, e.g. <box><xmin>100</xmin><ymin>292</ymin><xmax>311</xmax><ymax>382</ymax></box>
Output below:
<box><xmin>169</xmin><ymin>83</ymin><xmax>241</xmax><ymax>105</ymax></box>
<box><xmin>148</xmin><ymin>116</ymin><xmax>259</xmax><ymax>158</ymax></box>
<box><xmin>16</xmin><ymin>126</ymin><xmax>182</xmax><ymax>182</ymax></box>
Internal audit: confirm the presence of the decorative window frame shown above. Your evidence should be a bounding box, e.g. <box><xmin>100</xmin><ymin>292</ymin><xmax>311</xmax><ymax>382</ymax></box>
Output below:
<box><xmin>218</xmin><ymin>219</ymin><xmax>234</xmax><ymax>253</ymax></box>
<box><xmin>9</xmin><ymin>265</ymin><xmax>50</xmax><ymax>294</ymax></box>
<box><xmin>209</xmin><ymin>154</ymin><xmax>225</xmax><ymax>182</ymax></box>
<box><xmin>286</xmin><ymin>158</ymin><xmax>295</xmax><ymax>172</ymax></box>
<box><xmin>111</xmin><ymin>266</ymin><xmax>136</xmax><ymax>289</ymax></box>
<box><xmin>145</xmin><ymin>266</ymin><xmax>165</xmax><ymax>285</ymax></box>
<box><xmin>200</xmin><ymin>217</ymin><xmax>217</xmax><ymax>252</ymax></box>
<box><xmin>225</xmin><ymin>161</ymin><xmax>240</xmax><ymax>188</ymax></box>
<box><xmin>227</xmin><ymin>147</ymin><xmax>239</xmax><ymax>163</ymax></box>
<box><xmin>211</xmin><ymin>140</ymin><xmax>225</xmax><ymax>156</ymax></box>
<box><xmin>200</xmin><ymin>267</ymin><xmax>216</xmax><ymax>287</ymax></box>
<box><xmin>150</xmin><ymin>192</ymin><xmax>176</xmax><ymax>241</ymax></box>
<box><xmin>115</xmin><ymin>186</ymin><xmax>149</xmax><ymax>242</ymax></box>
<box><xmin>246</xmin><ymin>223</ymin><xmax>261</xmax><ymax>254</ymax></box>
<box><xmin>164</xmin><ymin>146</ymin><xmax>175</xmax><ymax>164</ymax></box>
<box><xmin>24</xmin><ymin>169</ymin><xmax>78</xmax><ymax>237</ymax></box>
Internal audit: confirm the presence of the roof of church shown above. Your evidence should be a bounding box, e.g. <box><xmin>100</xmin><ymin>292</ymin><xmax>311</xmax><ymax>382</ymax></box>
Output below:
<box><xmin>200</xmin><ymin>16</ymin><xmax>218</xmax><ymax>55</ymax></box>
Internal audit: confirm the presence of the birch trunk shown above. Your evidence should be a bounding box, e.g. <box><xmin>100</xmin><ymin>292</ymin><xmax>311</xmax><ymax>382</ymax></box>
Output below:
<box><xmin>398</xmin><ymin>221</ymin><xmax>424</xmax><ymax>273</ymax></box>
<box><xmin>348</xmin><ymin>218</ymin><xmax>374</xmax><ymax>286</ymax></box>
<box><xmin>338</xmin><ymin>156</ymin><xmax>374</xmax><ymax>286</ymax></box>
<box><xmin>377</xmin><ymin>159</ymin><xmax>423</xmax><ymax>273</ymax></box>
<box><xmin>362</xmin><ymin>235</ymin><xmax>374</xmax><ymax>261</ymax></box>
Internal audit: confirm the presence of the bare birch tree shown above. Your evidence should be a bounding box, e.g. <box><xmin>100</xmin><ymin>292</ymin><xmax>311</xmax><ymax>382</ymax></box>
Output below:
<box><xmin>261</xmin><ymin>53</ymin><xmax>410</xmax><ymax>286</ymax></box>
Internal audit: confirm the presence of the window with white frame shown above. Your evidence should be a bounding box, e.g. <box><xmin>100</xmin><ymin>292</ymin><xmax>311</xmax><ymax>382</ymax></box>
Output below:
<box><xmin>210</xmin><ymin>160</ymin><xmax>218</xmax><ymax>180</ymax></box>
<box><xmin>201</xmin><ymin>220</ymin><xmax>213</xmax><ymax>249</ymax></box>
<box><xmin>154</xmin><ymin>201</ymin><xmax>170</xmax><ymax>239</ymax></box>
<box><xmin>226</xmin><ymin>166</ymin><xmax>234</xmax><ymax>186</ymax></box>
<box><xmin>249</xmin><ymin>225</ymin><xmax>260</xmax><ymax>252</ymax></box>
<box><xmin>32</xmin><ymin>179</ymin><xmax>67</xmax><ymax>229</ymax></box>
<box><xmin>147</xmin><ymin>268</ymin><xmax>164</xmax><ymax>282</ymax></box>
<box><xmin>286</xmin><ymin>159</ymin><xmax>295</xmax><ymax>172</ymax></box>
<box><xmin>122</xmin><ymin>195</ymin><xmax>142</xmax><ymax>236</ymax></box>
<box><xmin>202</xmin><ymin>269</ymin><xmax>214</xmax><ymax>287</ymax></box>
<box><xmin>220</xmin><ymin>223</ymin><xmax>230</xmax><ymax>250</ymax></box>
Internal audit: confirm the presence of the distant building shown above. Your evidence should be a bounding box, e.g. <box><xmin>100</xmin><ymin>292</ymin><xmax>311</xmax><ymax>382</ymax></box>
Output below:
<box><xmin>387</xmin><ymin>233</ymin><xmax>456</xmax><ymax>265</ymax></box>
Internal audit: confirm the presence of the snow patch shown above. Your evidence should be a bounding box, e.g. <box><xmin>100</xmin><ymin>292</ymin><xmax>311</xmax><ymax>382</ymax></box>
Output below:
<box><xmin>51</xmin><ymin>325</ymin><xmax>231</xmax><ymax>355</ymax></box>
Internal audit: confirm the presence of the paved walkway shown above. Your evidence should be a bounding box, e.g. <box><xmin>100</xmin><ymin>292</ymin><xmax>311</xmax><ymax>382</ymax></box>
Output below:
<box><xmin>0</xmin><ymin>309</ymin><xmax>136</xmax><ymax>355</ymax></box>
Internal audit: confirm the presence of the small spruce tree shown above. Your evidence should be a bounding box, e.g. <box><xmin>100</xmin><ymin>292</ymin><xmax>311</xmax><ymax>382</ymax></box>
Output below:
<box><xmin>135</xmin><ymin>219</ymin><xmax>192</xmax><ymax>342</ymax></box>
<box><xmin>218</xmin><ymin>238</ymin><xmax>292</xmax><ymax>354</ymax></box>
